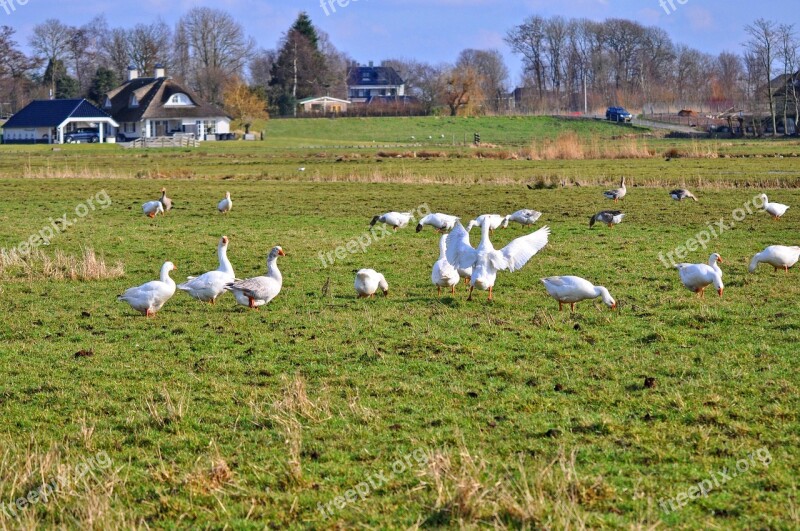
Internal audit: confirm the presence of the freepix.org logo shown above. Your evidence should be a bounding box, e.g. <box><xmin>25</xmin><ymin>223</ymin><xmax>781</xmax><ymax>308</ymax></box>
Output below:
<box><xmin>0</xmin><ymin>0</ymin><xmax>29</xmax><ymax>16</ymax></box>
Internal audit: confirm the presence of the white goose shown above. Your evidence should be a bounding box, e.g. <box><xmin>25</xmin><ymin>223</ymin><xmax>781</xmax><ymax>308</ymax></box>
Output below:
<box><xmin>142</xmin><ymin>200</ymin><xmax>164</xmax><ymax>218</ymax></box>
<box><xmin>541</xmin><ymin>276</ymin><xmax>616</xmax><ymax>312</ymax></box>
<box><xmin>178</xmin><ymin>236</ymin><xmax>235</xmax><ymax>304</ymax></box>
<box><xmin>759</xmin><ymin>194</ymin><xmax>789</xmax><ymax>220</ymax></box>
<box><xmin>226</xmin><ymin>246</ymin><xmax>285</xmax><ymax>309</ymax></box>
<box><xmin>466</xmin><ymin>214</ymin><xmax>506</xmax><ymax>234</ymax></box>
<box><xmin>675</xmin><ymin>253</ymin><xmax>724</xmax><ymax>298</ymax></box>
<box><xmin>748</xmin><ymin>245</ymin><xmax>800</xmax><ymax>273</ymax></box>
<box><xmin>117</xmin><ymin>261</ymin><xmax>177</xmax><ymax>316</ymax></box>
<box><xmin>370</xmin><ymin>212</ymin><xmax>413</xmax><ymax>231</ymax></box>
<box><xmin>504</xmin><ymin>209</ymin><xmax>542</xmax><ymax>227</ymax></box>
<box><xmin>416</xmin><ymin>213</ymin><xmax>458</xmax><ymax>233</ymax></box>
<box><xmin>446</xmin><ymin>220</ymin><xmax>550</xmax><ymax>301</ymax></box>
<box><xmin>431</xmin><ymin>234</ymin><xmax>460</xmax><ymax>296</ymax></box>
<box><xmin>354</xmin><ymin>269</ymin><xmax>389</xmax><ymax>298</ymax></box>
<box><xmin>218</xmin><ymin>191</ymin><xmax>232</xmax><ymax>214</ymax></box>
<box><xmin>603</xmin><ymin>177</ymin><xmax>627</xmax><ymax>203</ymax></box>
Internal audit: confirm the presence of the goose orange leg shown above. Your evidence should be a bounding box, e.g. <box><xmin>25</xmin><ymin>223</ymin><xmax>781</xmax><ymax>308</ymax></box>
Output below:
<box><xmin>467</xmin><ymin>286</ymin><xmax>474</xmax><ymax>301</ymax></box>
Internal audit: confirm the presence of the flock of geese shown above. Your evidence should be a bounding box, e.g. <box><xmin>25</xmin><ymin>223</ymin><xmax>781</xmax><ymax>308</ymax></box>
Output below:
<box><xmin>118</xmin><ymin>181</ymin><xmax>798</xmax><ymax>316</ymax></box>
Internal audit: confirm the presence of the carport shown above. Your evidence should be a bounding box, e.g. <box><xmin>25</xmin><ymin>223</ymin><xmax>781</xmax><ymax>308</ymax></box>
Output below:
<box><xmin>2</xmin><ymin>99</ymin><xmax>119</xmax><ymax>144</ymax></box>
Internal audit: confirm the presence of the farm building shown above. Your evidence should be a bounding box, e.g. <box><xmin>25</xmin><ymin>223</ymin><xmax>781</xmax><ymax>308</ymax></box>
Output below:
<box><xmin>1</xmin><ymin>99</ymin><xmax>118</xmax><ymax>144</ymax></box>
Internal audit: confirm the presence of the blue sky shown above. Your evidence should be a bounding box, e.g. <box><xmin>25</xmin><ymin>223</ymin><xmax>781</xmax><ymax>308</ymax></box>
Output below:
<box><xmin>3</xmin><ymin>0</ymin><xmax>799</xmax><ymax>85</ymax></box>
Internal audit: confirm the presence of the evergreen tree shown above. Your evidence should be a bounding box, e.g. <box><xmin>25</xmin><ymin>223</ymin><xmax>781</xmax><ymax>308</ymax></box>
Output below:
<box><xmin>88</xmin><ymin>67</ymin><xmax>119</xmax><ymax>104</ymax></box>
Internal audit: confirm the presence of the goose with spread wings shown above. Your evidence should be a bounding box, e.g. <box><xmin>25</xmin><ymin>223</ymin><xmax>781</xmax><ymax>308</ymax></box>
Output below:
<box><xmin>446</xmin><ymin>220</ymin><xmax>550</xmax><ymax>301</ymax></box>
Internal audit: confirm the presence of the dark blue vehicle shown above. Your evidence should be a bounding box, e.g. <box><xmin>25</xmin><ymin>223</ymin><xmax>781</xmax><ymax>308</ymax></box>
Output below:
<box><xmin>606</xmin><ymin>107</ymin><xmax>633</xmax><ymax>123</ymax></box>
<box><xmin>64</xmin><ymin>128</ymin><xmax>100</xmax><ymax>143</ymax></box>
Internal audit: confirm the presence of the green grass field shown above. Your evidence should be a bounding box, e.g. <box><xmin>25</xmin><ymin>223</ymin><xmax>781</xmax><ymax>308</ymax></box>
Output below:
<box><xmin>0</xmin><ymin>117</ymin><xmax>798</xmax><ymax>529</ymax></box>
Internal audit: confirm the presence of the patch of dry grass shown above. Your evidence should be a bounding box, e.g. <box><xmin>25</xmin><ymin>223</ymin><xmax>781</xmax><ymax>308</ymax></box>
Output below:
<box><xmin>421</xmin><ymin>445</ymin><xmax>625</xmax><ymax>528</ymax></box>
<box><xmin>0</xmin><ymin>248</ymin><xmax>124</xmax><ymax>281</ymax></box>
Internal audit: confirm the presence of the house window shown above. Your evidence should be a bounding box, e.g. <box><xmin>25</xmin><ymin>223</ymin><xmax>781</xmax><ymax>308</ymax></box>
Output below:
<box><xmin>104</xmin><ymin>97</ymin><xmax>112</xmax><ymax>109</ymax></box>
<box><xmin>129</xmin><ymin>94</ymin><xmax>139</xmax><ymax>108</ymax></box>
<box><xmin>166</xmin><ymin>93</ymin><xmax>193</xmax><ymax>106</ymax></box>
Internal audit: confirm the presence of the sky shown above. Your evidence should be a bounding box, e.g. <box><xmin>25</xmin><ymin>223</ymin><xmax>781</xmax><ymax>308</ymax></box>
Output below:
<box><xmin>3</xmin><ymin>0</ymin><xmax>799</xmax><ymax>86</ymax></box>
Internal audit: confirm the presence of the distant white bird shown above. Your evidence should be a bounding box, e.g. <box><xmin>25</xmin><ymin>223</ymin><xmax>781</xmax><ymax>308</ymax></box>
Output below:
<box><xmin>118</xmin><ymin>261</ymin><xmax>177</xmax><ymax>316</ymax></box>
<box><xmin>748</xmin><ymin>245</ymin><xmax>800</xmax><ymax>273</ymax></box>
<box><xmin>354</xmin><ymin>269</ymin><xmax>389</xmax><ymax>298</ymax></box>
<box><xmin>178</xmin><ymin>236</ymin><xmax>235</xmax><ymax>304</ymax></box>
<box><xmin>142</xmin><ymin>200</ymin><xmax>164</xmax><ymax>218</ymax></box>
<box><xmin>759</xmin><ymin>194</ymin><xmax>789</xmax><ymax>220</ymax></box>
<box><xmin>446</xmin><ymin>220</ymin><xmax>550</xmax><ymax>301</ymax></box>
<box><xmin>298</xmin><ymin>167</ymin><xmax>306</xmax><ymax>172</ymax></box>
<box><xmin>466</xmin><ymin>214</ymin><xmax>506</xmax><ymax>234</ymax></box>
<box><xmin>603</xmin><ymin>177</ymin><xmax>627</xmax><ymax>202</ymax></box>
<box><xmin>670</xmin><ymin>189</ymin><xmax>697</xmax><ymax>201</ymax></box>
<box><xmin>590</xmin><ymin>210</ymin><xmax>625</xmax><ymax>228</ymax></box>
<box><xmin>218</xmin><ymin>191</ymin><xmax>232</xmax><ymax>214</ymax></box>
<box><xmin>431</xmin><ymin>234</ymin><xmax>460</xmax><ymax>296</ymax></box>
<box><xmin>504</xmin><ymin>209</ymin><xmax>542</xmax><ymax>227</ymax></box>
<box><xmin>370</xmin><ymin>212</ymin><xmax>413</xmax><ymax>231</ymax></box>
<box><xmin>675</xmin><ymin>253</ymin><xmax>724</xmax><ymax>298</ymax></box>
<box><xmin>226</xmin><ymin>246</ymin><xmax>285</xmax><ymax>309</ymax></box>
<box><xmin>541</xmin><ymin>276</ymin><xmax>616</xmax><ymax>312</ymax></box>
<box><xmin>416</xmin><ymin>213</ymin><xmax>458</xmax><ymax>233</ymax></box>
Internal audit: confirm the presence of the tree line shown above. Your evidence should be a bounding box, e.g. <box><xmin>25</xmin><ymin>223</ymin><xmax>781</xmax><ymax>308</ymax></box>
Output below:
<box><xmin>0</xmin><ymin>9</ymin><xmax>797</xmax><ymax>129</ymax></box>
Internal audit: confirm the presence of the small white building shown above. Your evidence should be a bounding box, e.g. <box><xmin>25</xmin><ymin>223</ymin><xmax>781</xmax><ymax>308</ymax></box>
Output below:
<box><xmin>105</xmin><ymin>65</ymin><xmax>231</xmax><ymax>141</ymax></box>
<box><xmin>1</xmin><ymin>99</ymin><xmax>118</xmax><ymax>144</ymax></box>
<box><xmin>298</xmin><ymin>96</ymin><xmax>351</xmax><ymax>114</ymax></box>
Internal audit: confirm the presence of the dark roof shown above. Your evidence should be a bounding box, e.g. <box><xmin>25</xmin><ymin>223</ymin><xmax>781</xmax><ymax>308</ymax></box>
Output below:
<box><xmin>347</xmin><ymin>66</ymin><xmax>404</xmax><ymax>87</ymax></box>
<box><xmin>3</xmin><ymin>99</ymin><xmax>114</xmax><ymax>129</ymax></box>
<box><xmin>105</xmin><ymin>77</ymin><xmax>230</xmax><ymax>123</ymax></box>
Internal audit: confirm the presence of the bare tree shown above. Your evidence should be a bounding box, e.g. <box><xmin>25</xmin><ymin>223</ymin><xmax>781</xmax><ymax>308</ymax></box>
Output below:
<box><xmin>442</xmin><ymin>66</ymin><xmax>483</xmax><ymax>116</ymax></box>
<box><xmin>178</xmin><ymin>7</ymin><xmax>255</xmax><ymax>104</ymax></box>
<box><xmin>100</xmin><ymin>28</ymin><xmax>131</xmax><ymax>82</ymax></box>
<box><xmin>544</xmin><ymin>16</ymin><xmax>568</xmax><ymax>108</ymax></box>
<box><xmin>506</xmin><ymin>16</ymin><xmax>548</xmax><ymax>101</ymax></box>
<box><xmin>249</xmin><ymin>49</ymin><xmax>276</xmax><ymax>89</ymax></box>
<box><xmin>0</xmin><ymin>26</ymin><xmax>40</xmax><ymax>111</ymax></box>
<box><xmin>382</xmin><ymin>58</ymin><xmax>445</xmax><ymax>114</ymax></box>
<box><xmin>745</xmin><ymin>19</ymin><xmax>779</xmax><ymax>136</ymax></box>
<box><xmin>777</xmin><ymin>24</ymin><xmax>799</xmax><ymax>134</ymax></box>
<box><xmin>126</xmin><ymin>20</ymin><xmax>172</xmax><ymax>77</ymax></box>
<box><xmin>29</xmin><ymin>19</ymin><xmax>72</xmax><ymax>97</ymax></box>
<box><xmin>456</xmin><ymin>49</ymin><xmax>509</xmax><ymax>113</ymax></box>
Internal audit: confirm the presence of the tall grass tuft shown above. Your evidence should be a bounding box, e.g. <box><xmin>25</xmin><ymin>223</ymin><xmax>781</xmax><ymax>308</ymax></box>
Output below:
<box><xmin>0</xmin><ymin>248</ymin><xmax>124</xmax><ymax>281</ymax></box>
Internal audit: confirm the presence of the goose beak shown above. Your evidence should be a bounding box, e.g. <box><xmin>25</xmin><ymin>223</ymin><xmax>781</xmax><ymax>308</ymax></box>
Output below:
<box><xmin>718</xmin><ymin>287</ymin><xmax>723</xmax><ymax>297</ymax></box>
<box><xmin>717</xmin><ymin>257</ymin><xmax>723</xmax><ymax>263</ymax></box>
<box><xmin>222</xmin><ymin>236</ymin><xmax>229</xmax><ymax>244</ymax></box>
<box><xmin>278</xmin><ymin>249</ymin><xmax>286</xmax><ymax>256</ymax></box>
<box><xmin>383</xmin><ymin>289</ymin><xmax>389</xmax><ymax>297</ymax></box>
<box><xmin>173</xmin><ymin>264</ymin><xmax>178</xmax><ymax>270</ymax></box>
<box><xmin>611</xmin><ymin>302</ymin><xmax>617</xmax><ymax>310</ymax></box>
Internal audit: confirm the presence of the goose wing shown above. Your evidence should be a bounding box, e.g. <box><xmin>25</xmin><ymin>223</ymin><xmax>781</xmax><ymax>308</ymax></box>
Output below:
<box><xmin>494</xmin><ymin>226</ymin><xmax>550</xmax><ymax>272</ymax></box>
<box><xmin>445</xmin><ymin>221</ymin><xmax>477</xmax><ymax>270</ymax></box>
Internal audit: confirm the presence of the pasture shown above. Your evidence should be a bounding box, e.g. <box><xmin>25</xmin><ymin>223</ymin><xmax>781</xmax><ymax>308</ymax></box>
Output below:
<box><xmin>0</xmin><ymin>118</ymin><xmax>798</xmax><ymax>528</ymax></box>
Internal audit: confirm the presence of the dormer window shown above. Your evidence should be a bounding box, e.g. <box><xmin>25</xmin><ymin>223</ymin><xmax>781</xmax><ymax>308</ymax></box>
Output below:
<box><xmin>103</xmin><ymin>96</ymin><xmax>112</xmax><ymax>109</ymax></box>
<box><xmin>166</xmin><ymin>93</ymin><xmax>193</xmax><ymax>106</ymax></box>
<box><xmin>129</xmin><ymin>94</ymin><xmax>139</xmax><ymax>108</ymax></box>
